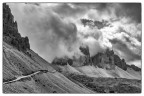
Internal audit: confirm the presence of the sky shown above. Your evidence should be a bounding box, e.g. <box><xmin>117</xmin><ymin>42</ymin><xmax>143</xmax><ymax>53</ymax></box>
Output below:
<box><xmin>7</xmin><ymin>3</ymin><xmax>141</xmax><ymax>67</ymax></box>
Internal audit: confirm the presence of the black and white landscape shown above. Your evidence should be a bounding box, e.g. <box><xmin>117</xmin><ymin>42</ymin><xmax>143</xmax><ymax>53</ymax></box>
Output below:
<box><xmin>3</xmin><ymin>3</ymin><xmax>141</xmax><ymax>93</ymax></box>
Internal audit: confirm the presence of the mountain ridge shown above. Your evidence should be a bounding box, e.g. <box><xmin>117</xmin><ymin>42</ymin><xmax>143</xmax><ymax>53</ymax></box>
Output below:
<box><xmin>52</xmin><ymin>47</ymin><xmax>141</xmax><ymax>72</ymax></box>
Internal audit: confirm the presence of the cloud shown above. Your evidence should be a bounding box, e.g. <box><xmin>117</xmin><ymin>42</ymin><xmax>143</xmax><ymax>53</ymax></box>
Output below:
<box><xmin>8</xmin><ymin>3</ymin><xmax>141</xmax><ymax>66</ymax></box>
<box><xmin>79</xmin><ymin>3</ymin><xmax>141</xmax><ymax>23</ymax></box>
<box><xmin>8</xmin><ymin>3</ymin><xmax>80</xmax><ymax>62</ymax></box>
<box><xmin>109</xmin><ymin>38</ymin><xmax>141</xmax><ymax>62</ymax></box>
<box><xmin>81</xmin><ymin>36</ymin><xmax>104</xmax><ymax>56</ymax></box>
<box><xmin>115</xmin><ymin>23</ymin><xmax>142</xmax><ymax>43</ymax></box>
<box><xmin>83</xmin><ymin>3</ymin><xmax>141</xmax><ymax>23</ymax></box>
<box><xmin>115</xmin><ymin>3</ymin><xmax>141</xmax><ymax>23</ymax></box>
<box><xmin>127</xmin><ymin>60</ymin><xmax>141</xmax><ymax>68</ymax></box>
<box><xmin>51</xmin><ymin>3</ymin><xmax>87</xmax><ymax>18</ymax></box>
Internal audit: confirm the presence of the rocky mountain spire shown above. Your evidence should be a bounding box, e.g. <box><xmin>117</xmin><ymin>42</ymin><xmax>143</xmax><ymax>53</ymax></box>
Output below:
<box><xmin>79</xmin><ymin>45</ymin><xmax>93</xmax><ymax>65</ymax></box>
<box><xmin>3</xmin><ymin>3</ymin><xmax>30</xmax><ymax>51</ymax></box>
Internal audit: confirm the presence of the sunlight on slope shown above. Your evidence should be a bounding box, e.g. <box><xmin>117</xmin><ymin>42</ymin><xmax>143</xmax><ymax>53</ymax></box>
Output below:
<box><xmin>75</xmin><ymin>65</ymin><xmax>113</xmax><ymax>78</ymax></box>
<box><xmin>115</xmin><ymin>66</ymin><xmax>140</xmax><ymax>80</ymax></box>
<box><xmin>74</xmin><ymin>65</ymin><xmax>140</xmax><ymax>80</ymax></box>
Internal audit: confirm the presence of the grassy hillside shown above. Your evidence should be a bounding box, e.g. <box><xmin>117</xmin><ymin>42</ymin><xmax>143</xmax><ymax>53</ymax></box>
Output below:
<box><xmin>3</xmin><ymin>3</ymin><xmax>141</xmax><ymax>93</ymax></box>
<box><xmin>3</xmin><ymin>42</ymin><xmax>94</xmax><ymax>93</ymax></box>
<box><xmin>67</xmin><ymin>73</ymin><xmax>141</xmax><ymax>93</ymax></box>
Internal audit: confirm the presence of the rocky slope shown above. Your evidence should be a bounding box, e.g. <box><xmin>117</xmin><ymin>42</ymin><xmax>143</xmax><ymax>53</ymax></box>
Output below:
<box><xmin>3</xmin><ymin>3</ymin><xmax>30</xmax><ymax>52</ymax></box>
<box><xmin>3</xmin><ymin>3</ymin><xmax>94</xmax><ymax>93</ymax></box>
<box><xmin>3</xmin><ymin>42</ymin><xmax>94</xmax><ymax>93</ymax></box>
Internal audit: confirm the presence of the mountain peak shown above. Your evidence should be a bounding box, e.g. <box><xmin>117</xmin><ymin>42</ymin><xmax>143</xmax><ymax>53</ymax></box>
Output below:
<box><xmin>92</xmin><ymin>49</ymin><xmax>115</xmax><ymax>70</ymax></box>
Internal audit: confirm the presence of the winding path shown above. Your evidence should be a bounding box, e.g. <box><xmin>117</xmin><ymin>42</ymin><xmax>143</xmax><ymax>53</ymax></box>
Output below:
<box><xmin>3</xmin><ymin>70</ymin><xmax>57</xmax><ymax>84</ymax></box>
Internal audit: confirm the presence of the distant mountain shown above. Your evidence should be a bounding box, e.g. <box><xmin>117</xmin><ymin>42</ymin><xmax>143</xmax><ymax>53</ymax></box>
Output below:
<box><xmin>81</xmin><ymin>18</ymin><xmax>111</xmax><ymax>29</ymax></box>
<box><xmin>91</xmin><ymin>49</ymin><xmax>127</xmax><ymax>70</ymax></box>
<box><xmin>91</xmin><ymin>49</ymin><xmax>141</xmax><ymax>72</ymax></box>
<box><xmin>52</xmin><ymin>45</ymin><xmax>140</xmax><ymax>72</ymax></box>
<box><xmin>51</xmin><ymin>47</ymin><xmax>141</xmax><ymax>80</ymax></box>
<box><xmin>52</xmin><ymin>46</ymin><xmax>141</xmax><ymax>79</ymax></box>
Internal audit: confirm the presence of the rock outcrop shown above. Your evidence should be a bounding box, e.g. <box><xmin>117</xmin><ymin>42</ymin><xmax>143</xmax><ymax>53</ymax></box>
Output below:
<box><xmin>92</xmin><ymin>49</ymin><xmax>115</xmax><ymax>70</ymax></box>
<box><xmin>91</xmin><ymin>48</ymin><xmax>140</xmax><ymax>71</ymax></box>
<box><xmin>79</xmin><ymin>45</ymin><xmax>92</xmax><ymax>65</ymax></box>
<box><xmin>91</xmin><ymin>48</ymin><xmax>128</xmax><ymax>70</ymax></box>
<box><xmin>113</xmin><ymin>54</ymin><xmax>127</xmax><ymax>71</ymax></box>
<box><xmin>3</xmin><ymin>3</ymin><xmax>30</xmax><ymax>51</ymax></box>
<box><xmin>127</xmin><ymin>64</ymin><xmax>141</xmax><ymax>71</ymax></box>
<box><xmin>81</xmin><ymin>18</ymin><xmax>111</xmax><ymax>29</ymax></box>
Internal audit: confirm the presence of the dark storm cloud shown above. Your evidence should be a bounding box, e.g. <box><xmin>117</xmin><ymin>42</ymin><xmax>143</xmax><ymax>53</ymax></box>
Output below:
<box><xmin>115</xmin><ymin>3</ymin><xmax>141</xmax><ymax>23</ymax></box>
<box><xmin>92</xmin><ymin>3</ymin><xmax>112</xmax><ymax>14</ymax></box>
<box><xmin>74</xmin><ymin>3</ymin><xmax>141</xmax><ymax>23</ymax></box>
<box><xmin>109</xmin><ymin>39</ymin><xmax>141</xmax><ymax>61</ymax></box>
<box><xmin>74</xmin><ymin>3</ymin><xmax>113</xmax><ymax>16</ymax></box>
<box><xmin>74</xmin><ymin>3</ymin><xmax>110</xmax><ymax>10</ymax></box>
<box><xmin>136</xmin><ymin>35</ymin><xmax>142</xmax><ymax>42</ymax></box>
<box><xmin>95</xmin><ymin>3</ymin><xmax>141</xmax><ymax>23</ymax></box>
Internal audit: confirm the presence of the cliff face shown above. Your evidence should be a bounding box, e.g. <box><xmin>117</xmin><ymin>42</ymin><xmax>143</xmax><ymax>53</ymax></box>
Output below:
<box><xmin>52</xmin><ymin>46</ymin><xmax>140</xmax><ymax>72</ymax></box>
<box><xmin>51</xmin><ymin>48</ymin><xmax>125</xmax><ymax>70</ymax></box>
<box><xmin>3</xmin><ymin>3</ymin><xmax>30</xmax><ymax>51</ymax></box>
<box><xmin>91</xmin><ymin>49</ymin><xmax>141</xmax><ymax>71</ymax></box>
<box><xmin>79</xmin><ymin>46</ymin><xmax>92</xmax><ymax>65</ymax></box>
<box><xmin>91</xmin><ymin>49</ymin><xmax>128</xmax><ymax>70</ymax></box>
<box><xmin>81</xmin><ymin>18</ymin><xmax>110</xmax><ymax>29</ymax></box>
<box><xmin>92</xmin><ymin>49</ymin><xmax>115</xmax><ymax>70</ymax></box>
<box><xmin>113</xmin><ymin>54</ymin><xmax>127</xmax><ymax>71</ymax></box>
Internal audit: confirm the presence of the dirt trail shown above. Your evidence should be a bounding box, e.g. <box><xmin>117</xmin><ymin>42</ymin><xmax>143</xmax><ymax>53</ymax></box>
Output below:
<box><xmin>3</xmin><ymin>70</ymin><xmax>56</xmax><ymax>84</ymax></box>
